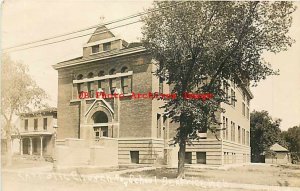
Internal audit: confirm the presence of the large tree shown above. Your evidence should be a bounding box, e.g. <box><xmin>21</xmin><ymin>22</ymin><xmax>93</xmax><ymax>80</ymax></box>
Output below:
<box><xmin>1</xmin><ymin>54</ymin><xmax>48</xmax><ymax>166</ymax></box>
<box><xmin>250</xmin><ymin>110</ymin><xmax>284</xmax><ymax>162</ymax></box>
<box><xmin>282</xmin><ymin>125</ymin><xmax>300</xmax><ymax>163</ymax></box>
<box><xmin>142</xmin><ymin>1</ymin><xmax>295</xmax><ymax>177</ymax></box>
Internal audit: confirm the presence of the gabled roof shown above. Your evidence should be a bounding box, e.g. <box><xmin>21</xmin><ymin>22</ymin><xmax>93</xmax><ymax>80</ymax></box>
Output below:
<box><xmin>87</xmin><ymin>25</ymin><xmax>115</xmax><ymax>43</ymax></box>
<box><xmin>269</xmin><ymin>143</ymin><xmax>289</xmax><ymax>152</ymax></box>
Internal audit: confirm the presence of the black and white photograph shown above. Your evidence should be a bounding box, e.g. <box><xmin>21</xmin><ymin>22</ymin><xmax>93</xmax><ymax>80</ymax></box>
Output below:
<box><xmin>1</xmin><ymin>0</ymin><xmax>300</xmax><ymax>190</ymax></box>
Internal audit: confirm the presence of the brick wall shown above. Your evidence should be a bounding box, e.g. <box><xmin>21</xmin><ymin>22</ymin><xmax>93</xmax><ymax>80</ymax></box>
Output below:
<box><xmin>57</xmin><ymin>69</ymin><xmax>80</xmax><ymax>139</ymax></box>
<box><xmin>56</xmin><ymin>52</ymin><xmax>156</xmax><ymax>139</ymax></box>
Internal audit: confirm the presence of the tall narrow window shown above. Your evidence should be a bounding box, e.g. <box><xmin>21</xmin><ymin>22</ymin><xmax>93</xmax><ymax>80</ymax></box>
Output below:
<box><xmin>231</xmin><ymin>122</ymin><xmax>235</xmax><ymax>142</ymax></box>
<box><xmin>98</xmin><ymin>80</ymin><xmax>105</xmax><ymax>93</ymax></box>
<box><xmin>77</xmin><ymin>83</ymin><xmax>83</xmax><ymax>97</ymax></box>
<box><xmin>223</xmin><ymin>117</ymin><xmax>226</xmax><ymax>139</ymax></box>
<box><xmin>242</xmin><ymin>129</ymin><xmax>246</xmax><ymax>145</ymax></box>
<box><xmin>87</xmin><ymin>81</ymin><xmax>94</xmax><ymax>98</ymax></box>
<box><xmin>246</xmin><ymin>107</ymin><xmax>249</xmax><ymax>119</ymax></box>
<box><xmin>103</xmin><ymin>42</ymin><xmax>111</xmax><ymax>51</ymax></box>
<box><xmin>34</xmin><ymin>119</ymin><xmax>38</xmax><ymax>131</ymax></box>
<box><xmin>225</xmin><ymin>118</ymin><xmax>228</xmax><ymax>140</ymax></box>
<box><xmin>246</xmin><ymin>131</ymin><xmax>250</xmax><ymax>146</ymax></box>
<box><xmin>242</xmin><ymin>103</ymin><xmax>246</xmax><ymax>116</ymax></box>
<box><xmin>43</xmin><ymin>118</ymin><xmax>47</xmax><ymax>130</ymax></box>
<box><xmin>157</xmin><ymin>114</ymin><xmax>161</xmax><ymax>138</ymax></box>
<box><xmin>24</xmin><ymin>119</ymin><xmax>28</xmax><ymax>131</ymax></box>
<box><xmin>223</xmin><ymin>81</ymin><xmax>229</xmax><ymax>100</ymax></box>
<box><xmin>163</xmin><ymin>116</ymin><xmax>168</xmax><ymax>140</ymax></box>
<box><xmin>159</xmin><ymin>77</ymin><xmax>164</xmax><ymax>94</ymax></box>
<box><xmin>231</xmin><ymin>89</ymin><xmax>235</xmax><ymax>107</ymax></box>
<box><xmin>238</xmin><ymin>126</ymin><xmax>241</xmax><ymax>144</ymax></box>
<box><xmin>109</xmin><ymin>78</ymin><xmax>116</xmax><ymax>94</ymax></box>
<box><xmin>92</xmin><ymin>45</ymin><xmax>99</xmax><ymax>53</ymax></box>
<box><xmin>121</xmin><ymin>77</ymin><xmax>129</xmax><ymax>94</ymax></box>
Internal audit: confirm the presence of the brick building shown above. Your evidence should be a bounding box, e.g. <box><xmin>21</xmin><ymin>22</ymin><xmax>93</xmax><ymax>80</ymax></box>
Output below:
<box><xmin>53</xmin><ymin>26</ymin><xmax>252</xmax><ymax>166</ymax></box>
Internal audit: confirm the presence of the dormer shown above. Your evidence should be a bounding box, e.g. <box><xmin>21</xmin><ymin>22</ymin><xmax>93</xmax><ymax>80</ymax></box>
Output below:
<box><xmin>83</xmin><ymin>25</ymin><xmax>128</xmax><ymax>57</ymax></box>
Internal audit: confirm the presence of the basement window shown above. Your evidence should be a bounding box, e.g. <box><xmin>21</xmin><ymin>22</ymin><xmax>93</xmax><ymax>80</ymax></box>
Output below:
<box><xmin>196</xmin><ymin>152</ymin><xmax>206</xmax><ymax>164</ymax></box>
<box><xmin>130</xmin><ymin>151</ymin><xmax>139</xmax><ymax>164</ymax></box>
<box><xmin>185</xmin><ymin>152</ymin><xmax>192</xmax><ymax>164</ymax></box>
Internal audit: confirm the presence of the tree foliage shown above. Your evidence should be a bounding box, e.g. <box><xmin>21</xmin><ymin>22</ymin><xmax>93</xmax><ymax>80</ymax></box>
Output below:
<box><xmin>142</xmin><ymin>1</ymin><xmax>296</xmax><ymax>177</ymax></box>
<box><xmin>250</xmin><ymin>110</ymin><xmax>284</xmax><ymax>162</ymax></box>
<box><xmin>1</xmin><ymin>54</ymin><xmax>48</xmax><ymax>165</ymax></box>
<box><xmin>282</xmin><ymin>125</ymin><xmax>300</xmax><ymax>162</ymax></box>
<box><xmin>282</xmin><ymin>125</ymin><xmax>300</xmax><ymax>153</ymax></box>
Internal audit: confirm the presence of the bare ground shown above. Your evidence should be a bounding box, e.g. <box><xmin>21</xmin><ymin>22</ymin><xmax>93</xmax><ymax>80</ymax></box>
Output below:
<box><xmin>2</xmin><ymin>158</ymin><xmax>300</xmax><ymax>191</ymax></box>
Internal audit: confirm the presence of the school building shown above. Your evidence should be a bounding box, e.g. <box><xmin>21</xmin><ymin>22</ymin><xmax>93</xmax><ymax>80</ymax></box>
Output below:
<box><xmin>52</xmin><ymin>25</ymin><xmax>252</xmax><ymax>167</ymax></box>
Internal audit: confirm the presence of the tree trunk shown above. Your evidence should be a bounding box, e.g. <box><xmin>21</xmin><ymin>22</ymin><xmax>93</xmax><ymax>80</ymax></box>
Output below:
<box><xmin>5</xmin><ymin>126</ymin><xmax>12</xmax><ymax>167</ymax></box>
<box><xmin>177</xmin><ymin>141</ymin><xmax>186</xmax><ymax>178</ymax></box>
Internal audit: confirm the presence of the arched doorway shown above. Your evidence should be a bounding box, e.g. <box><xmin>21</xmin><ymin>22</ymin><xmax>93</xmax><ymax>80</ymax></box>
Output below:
<box><xmin>92</xmin><ymin>111</ymin><xmax>109</xmax><ymax>138</ymax></box>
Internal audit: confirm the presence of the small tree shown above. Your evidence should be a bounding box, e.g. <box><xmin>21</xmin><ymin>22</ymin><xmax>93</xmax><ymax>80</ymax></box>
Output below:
<box><xmin>1</xmin><ymin>54</ymin><xmax>48</xmax><ymax>166</ymax></box>
<box><xmin>142</xmin><ymin>1</ymin><xmax>295</xmax><ymax>177</ymax></box>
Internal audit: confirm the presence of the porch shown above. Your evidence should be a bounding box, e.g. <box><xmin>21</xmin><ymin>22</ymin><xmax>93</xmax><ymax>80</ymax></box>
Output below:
<box><xmin>12</xmin><ymin>132</ymin><xmax>53</xmax><ymax>158</ymax></box>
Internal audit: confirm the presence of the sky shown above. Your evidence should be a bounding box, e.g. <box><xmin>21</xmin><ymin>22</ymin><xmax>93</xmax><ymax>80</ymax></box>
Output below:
<box><xmin>1</xmin><ymin>0</ymin><xmax>300</xmax><ymax>131</ymax></box>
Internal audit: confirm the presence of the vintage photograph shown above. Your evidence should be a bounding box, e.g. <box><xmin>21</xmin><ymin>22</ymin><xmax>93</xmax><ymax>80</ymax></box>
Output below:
<box><xmin>1</xmin><ymin>0</ymin><xmax>300</xmax><ymax>191</ymax></box>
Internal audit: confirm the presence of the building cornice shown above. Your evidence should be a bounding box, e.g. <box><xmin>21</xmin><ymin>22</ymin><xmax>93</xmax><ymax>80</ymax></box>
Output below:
<box><xmin>52</xmin><ymin>46</ymin><xmax>147</xmax><ymax>70</ymax></box>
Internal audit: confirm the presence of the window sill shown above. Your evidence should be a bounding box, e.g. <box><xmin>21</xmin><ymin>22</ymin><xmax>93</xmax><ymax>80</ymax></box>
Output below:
<box><xmin>90</xmin><ymin>49</ymin><xmax>116</xmax><ymax>56</ymax></box>
<box><xmin>70</xmin><ymin>99</ymin><xmax>81</xmax><ymax>103</ymax></box>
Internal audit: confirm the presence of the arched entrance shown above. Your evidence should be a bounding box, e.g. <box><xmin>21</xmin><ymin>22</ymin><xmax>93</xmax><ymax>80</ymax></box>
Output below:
<box><xmin>92</xmin><ymin>111</ymin><xmax>109</xmax><ymax>138</ymax></box>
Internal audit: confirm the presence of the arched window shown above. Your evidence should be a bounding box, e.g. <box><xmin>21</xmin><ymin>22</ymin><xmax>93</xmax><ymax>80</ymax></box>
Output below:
<box><xmin>121</xmin><ymin>66</ymin><xmax>128</xmax><ymax>73</ymax></box>
<box><xmin>109</xmin><ymin>68</ymin><xmax>116</xmax><ymax>75</ymax></box>
<box><xmin>92</xmin><ymin>111</ymin><xmax>108</xmax><ymax>123</ymax></box>
<box><xmin>77</xmin><ymin>74</ymin><xmax>83</xmax><ymax>80</ymax></box>
<box><xmin>87</xmin><ymin>72</ymin><xmax>94</xmax><ymax>78</ymax></box>
<box><xmin>98</xmin><ymin>71</ymin><xmax>105</xmax><ymax>77</ymax></box>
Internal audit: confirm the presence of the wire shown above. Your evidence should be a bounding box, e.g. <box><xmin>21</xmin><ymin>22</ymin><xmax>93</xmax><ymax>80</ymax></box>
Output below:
<box><xmin>3</xmin><ymin>14</ymin><xmax>143</xmax><ymax>51</ymax></box>
<box><xmin>3</xmin><ymin>20</ymin><xmax>141</xmax><ymax>53</ymax></box>
<box><xmin>2</xmin><ymin>1</ymin><xmax>184</xmax><ymax>52</ymax></box>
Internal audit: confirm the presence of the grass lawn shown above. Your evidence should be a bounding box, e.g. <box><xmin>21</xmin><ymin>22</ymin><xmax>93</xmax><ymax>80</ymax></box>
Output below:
<box><xmin>121</xmin><ymin>164</ymin><xmax>300</xmax><ymax>187</ymax></box>
<box><xmin>2</xmin><ymin>159</ymin><xmax>300</xmax><ymax>190</ymax></box>
<box><xmin>1</xmin><ymin>156</ymin><xmax>52</xmax><ymax>170</ymax></box>
<box><xmin>2</xmin><ymin>171</ymin><xmax>255</xmax><ymax>191</ymax></box>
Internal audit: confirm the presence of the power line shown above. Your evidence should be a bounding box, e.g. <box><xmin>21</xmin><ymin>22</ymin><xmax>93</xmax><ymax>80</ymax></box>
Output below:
<box><xmin>3</xmin><ymin>2</ymin><xmax>184</xmax><ymax>52</ymax></box>
<box><xmin>3</xmin><ymin>14</ymin><xmax>143</xmax><ymax>51</ymax></box>
<box><xmin>4</xmin><ymin>20</ymin><xmax>141</xmax><ymax>53</ymax></box>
